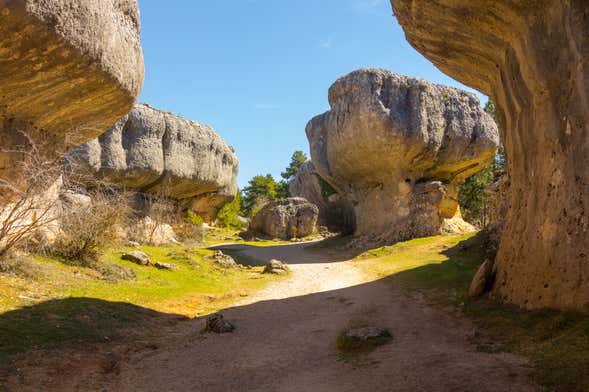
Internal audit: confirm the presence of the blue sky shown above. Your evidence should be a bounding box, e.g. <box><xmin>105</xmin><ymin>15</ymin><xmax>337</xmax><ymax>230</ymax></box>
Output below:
<box><xmin>138</xmin><ymin>0</ymin><xmax>486</xmax><ymax>188</ymax></box>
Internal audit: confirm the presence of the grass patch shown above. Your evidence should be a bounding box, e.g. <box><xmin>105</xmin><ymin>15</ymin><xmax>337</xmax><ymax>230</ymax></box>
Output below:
<box><xmin>0</xmin><ymin>243</ymin><xmax>277</xmax><ymax>363</ymax></box>
<box><xmin>354</xmin><ymin>233</ymin><xmax>589</xmax><ymax>392</ymax></box>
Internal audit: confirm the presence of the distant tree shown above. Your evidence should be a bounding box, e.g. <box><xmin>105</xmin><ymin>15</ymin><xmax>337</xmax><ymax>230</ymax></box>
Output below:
<box><xmin>459</xmin><ymin>99</ymin><xmax>507</xmax><ymax>227</ymax></box>
<box><xmin>280</xmin><ymin>150</ymin><xmax>308</xmax><ymax>182</ymax></box>
<box><xmin>276</xmin><ymin>180</ymin><xmax>290</xmax><ymax>199</ymax></box>
<box><xmin>242</xmin><ymin>175</ymin><xmax>277</xmax><ymax>216</ymax></box>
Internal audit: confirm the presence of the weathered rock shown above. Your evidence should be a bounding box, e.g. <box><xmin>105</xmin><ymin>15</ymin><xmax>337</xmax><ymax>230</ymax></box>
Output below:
<box><xmin>263</xmin><ymin>259</ymin><xmax>289</xmax><ymax>274</ymax></box>
<box><xmin>121</xmin><ymin>251</ymin><xmax>150</xmax><ymax>266</ymax></box>
<box><xmin>469</xmin><ymin>259</ymin><xmax>496</xmax><ymax>298</ymax></box>
<box><xmin>249</xmin><ymin>198</ymin><xmax>318</xmax><ymax>240</ymax></box>
<box><xmin>154</xmin><ymin>262</ymin><xmax>178</xmax><ymax>271</ymax></box>
<box><xmin>204</xmin><ymin>313</ymin><xmax>234</xmax><ymax>334</ymax></box>
<box><xmin>289</xmin><ymin>161</ymin><xmax>355</xmax><ymax>234</ymax></box>
<box><xmin>338</xmin><ymin>326</ymin><xmax>393</xmax><ymax>352</ymax></box>
<box><xmin>212</xmin><ymin>250</ymin><xmax>238</xmax><ymax>268</ymax></box>
<box><xmin>306</xmin><ymin>68</ymin><xmax>499</xmax><ymax>244</ymax></box>
<box><xmin>67</xmin><ymin>103</ymin><xmax>239</xmax><ymax>223</ymax></box>
<box><xmin>391</xmin><ymin>1</ymin><xmax>589</xmax><ymax>309</ymax></box>
<box><xmin>482</xmin><ymin>175</ymin><xmax>510</xmax><ymax>257</ymax></box>
<box><xmin>0</xmin><ymin>0</ymin><xmax>144</xmax><ymax>184</ymax></box>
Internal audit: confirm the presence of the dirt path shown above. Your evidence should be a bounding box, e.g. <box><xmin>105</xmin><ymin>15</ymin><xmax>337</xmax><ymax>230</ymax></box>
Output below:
<box><xmin>9</xmin><ymin>242</ymin><xmax>538</xmax><ymax>391</ymax></box>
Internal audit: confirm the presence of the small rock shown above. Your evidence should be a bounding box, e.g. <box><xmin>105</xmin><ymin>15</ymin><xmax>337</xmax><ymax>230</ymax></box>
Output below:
<box><xmin>212</xmin><ymin>250</ymin><xmax>238</xmax><ymax>268</ymax></box>
<box><xmin>121</xmin><ymin>251</ymin><xmax>151</xmax><ymax>266</ymax></box>
<box><xmin>127</xmin><ymin>241</ymin><xmax>141</xmax><ymax>249</ymax></box>
<box><xmin>154</xmin><ymin>262</ymin><xmax>178</xmax><ymax>270</ymax></box>
<box><xmin>263</xmin><ymin>259</ymin><xmax>289</xmax><ymax>274</ymax></box>
<box><xmin>344</xmin><ymin>327</ymin><xmax>392</xmax><ymax>341</ymax></box>
<box><xmin>469</xmin><ymin>259</ymin><xmax>495</xmax><ymax>298</ymax></box>
<box><xmin>204</xmin><ymin>313</ymin><xmax>235</xmax><ymax>333</ymax></box>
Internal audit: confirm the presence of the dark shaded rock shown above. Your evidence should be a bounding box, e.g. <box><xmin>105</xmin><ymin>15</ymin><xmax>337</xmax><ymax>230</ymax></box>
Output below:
<box><xmin>469</xmin><ymin>259</ymin><xmax>496</xmax><ymax>298</ymax></box>
<box><xmin>204</xmin><ymin>313</ymin><xmax>234</xmax><ymax>334</ymax></box>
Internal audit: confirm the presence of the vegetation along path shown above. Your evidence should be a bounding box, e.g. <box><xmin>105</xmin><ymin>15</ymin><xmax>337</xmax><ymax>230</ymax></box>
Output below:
<box><xmin>8</xmin><ymin>235</ymin><xmax>538</xmax><ymax>391</ymax></box>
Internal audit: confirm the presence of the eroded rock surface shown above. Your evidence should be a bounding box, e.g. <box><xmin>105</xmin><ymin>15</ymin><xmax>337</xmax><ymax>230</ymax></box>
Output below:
<box><xmin>0</xmin><ymin>0</ymin><xmax>144</xmax><ymax>183</ymax></box>
<box><xmin>249</xmin><ymin>197</ymin><xmax>318</xmax><ymax>240</ymax></box>
<box><xmin>306</xmin><ymin>68</ymin><xmax>498</xmax><ymax>244</ymax></box>
<box><xmin>68</xmin><ymin>103</ymin><xmax>239</xmax><ymax>222</ymax></box>
<box><xmin>391</xmin><ymin>0</ymin><xmax>589</xmax><ymax>309</ymax></box>
<box><xmin>289</xmin><ymin>161</ymin><xmax>355</xmax><ymax>233</ymax></box>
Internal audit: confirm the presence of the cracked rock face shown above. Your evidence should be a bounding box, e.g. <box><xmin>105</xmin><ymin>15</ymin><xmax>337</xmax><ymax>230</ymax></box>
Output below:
<box><xmin>391</xmin><ymin>0</ymin><xmax>589</xmax><ymax>310</ymax></box>
<box><xmin>0</xmin><ymin>0</ymin><xmax>144</xmax><ymax>183</ymax></box>
<box><xmin>306</xmin><ymin>68</ymin><xmax>498</xmax><ymax>244</ymax></box>
<box><xmin>250</xmin><ymin>197</ymin><xmax>318</xmax><ymax>240</ymax></box>
<box><xmin>68</xmin><ymin>103</ymin><xmax>239</xmax><ymax>222</ymax></box>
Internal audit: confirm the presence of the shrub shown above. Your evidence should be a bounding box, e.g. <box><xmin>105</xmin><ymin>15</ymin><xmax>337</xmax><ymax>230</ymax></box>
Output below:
<box><xmin>52</xmin><ymin>190</ymin><xmax>131</xmax><ymax>265</ymax></box>
<box><xmin>216</xmin><ymin>193</ymin><xmax>246</xmax><ymax>229</ymax></box>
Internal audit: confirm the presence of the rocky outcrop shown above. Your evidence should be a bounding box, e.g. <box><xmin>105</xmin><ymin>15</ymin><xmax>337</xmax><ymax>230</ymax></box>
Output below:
<box><xmin>0</xmin><ymin>0</ymin><xmax>144</xmax><ymax>185</ymax></box>
<box><xmin>249</xmin><ymin>198</ymin><xmax>318</xmax><ymax>239</ymax></box>
<box><xmin>67</xmin><ymin>103</ymin><xmax>239</xmax><ymax>222</ymax></box>
<box><xmin>289</xmin><ymin>161</ymin><xmax>355</xmax><ymax>233</ymax></box>
<box><xmin>391</xmin><ymin>0</ymin><xmax>589</xmax><ymax>309</ymax></box>
<box><xmin>306</xmin><ymin>68</ymin><xmax>499</xmax><ymax>244</ymax></box>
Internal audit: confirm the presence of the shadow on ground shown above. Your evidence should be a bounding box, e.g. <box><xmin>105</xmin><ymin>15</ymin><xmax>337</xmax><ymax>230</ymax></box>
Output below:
<box><xmin>2</xmin><ymin>234</ymin><xmax>585</xmax><ymax>391</ymax></box>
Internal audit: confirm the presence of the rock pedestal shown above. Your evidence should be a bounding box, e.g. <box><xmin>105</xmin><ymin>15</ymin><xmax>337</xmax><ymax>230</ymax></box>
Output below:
<box><xmin>392</xmin><ymin>0</ymin><xmax>589</xmax><ymax>309</ymax></box>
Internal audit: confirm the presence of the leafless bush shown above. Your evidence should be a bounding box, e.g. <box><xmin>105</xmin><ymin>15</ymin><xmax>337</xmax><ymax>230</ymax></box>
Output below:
<box><xmin>0</xmin><ymin>133</ymin><xmax>62</xmax><ymax>258</ymax></box>
<box><xmin>143</xmin><ymin>192</ymin><xmax>179</xmax><ymax>245</ymax></box>
<box><xmin>52</xmin><ymin>187</ymin><xmax>132</xmax><ymax>265</ymax></box>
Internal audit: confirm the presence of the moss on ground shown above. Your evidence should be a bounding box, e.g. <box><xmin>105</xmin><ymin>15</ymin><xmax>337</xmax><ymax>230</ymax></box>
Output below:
<box><xmin>0</xmin><ymin>239</ymin><xmax>278</xmax><ymax>363</ymax></box>
<box><xmin>353</xmin><ymin>233</ymin><xmax>589</xmax><ymax>392</ymax></box>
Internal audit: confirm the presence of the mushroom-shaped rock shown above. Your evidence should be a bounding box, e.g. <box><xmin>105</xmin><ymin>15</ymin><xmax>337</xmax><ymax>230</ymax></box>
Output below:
<box><xmin>306</xmin><ymin>68</ymin><xmax>499</xmax><ymax>244</ymax></box>
<box><xmin>391</xmin><ymin>0</ymin><xmax>589</xmax><ymax>309</ymax></box>
<box><xmin>67</xmin><ymin>103</ymin><xmax>239</xmax><ymax>223</ymax></box>
<box><xmin>0</xmin><ymin>0</ymin><xmax>144</xmax><ymax>183</ymax></box>
<box><xmin>249</xmin><ymin>198</ymin><xmax>318</xmax><ymax>240</ymax></box>
<box><xmin>289</xmin><ymin>161</ymin><xmax>355</xmax><ymax>234</ymax></box>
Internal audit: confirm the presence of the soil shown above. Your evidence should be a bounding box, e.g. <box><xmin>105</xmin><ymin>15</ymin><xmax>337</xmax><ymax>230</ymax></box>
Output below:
<box><xmin>3</xmin><ymin>241</ymin><xmax>538</xmax><ymax>391</ymax></box>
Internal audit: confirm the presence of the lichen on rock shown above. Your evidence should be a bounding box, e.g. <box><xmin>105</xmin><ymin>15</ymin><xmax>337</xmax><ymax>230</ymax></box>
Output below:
<box><xmin>306</xmin><ymin>68</ymin><xmax>498</xmax><ymax>245</ymax></box>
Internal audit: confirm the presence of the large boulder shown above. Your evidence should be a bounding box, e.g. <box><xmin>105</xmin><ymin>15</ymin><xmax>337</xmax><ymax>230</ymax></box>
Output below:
<box><xmin>289</xmin><ymin>161</ymin><xmax>355</xmax><ymax>233</ymax></box>
<box><xmin>306</xmin><ymin>68</ymin><xmax>499</xmax><ymax>244</ymax></box>
<box><xmin>67</xmin><ymin>103</ymin><xmax>239</xmax><ymax>223</ymax></box>
<box><xmin>0</xmin><ymin>0</ymin><xmax>144</xmax><ymax>184</ymax></box>
<box><xmin>249</xmin><ymin>198</ymin><xmax>318</xmax><ymax>240</ymax></box>
<box><xmin>391</xmin><ymin>1</ymin><xmax>589</xmax><ymax>309</ymax></box>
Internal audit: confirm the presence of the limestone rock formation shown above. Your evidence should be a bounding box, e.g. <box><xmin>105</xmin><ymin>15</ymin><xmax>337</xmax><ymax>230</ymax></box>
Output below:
<box><xmin>0</xmin><ymin>0</ymin><xmax>144</xmax><ymax>184</ymax></box>
<box><xmin>306</xmin><ymin>68</ymin><xmax>499</xmax><ymax>244</ymax></box>
<box><xmin>67</xmin><ymin>103</ymin><xmax>239</xmax><ymax>222</ymax></box>
<box><xmin>391</xmin><ymin>0</ymin><xmax>589</xmax><ymax>309</ymax></box>
<box><xmin>289</xmin><ymin>161</ymin><xmax>355</xmax><ymax>233</ymax></box>
<box><xmin>249</xmin><ymin>197</ymin><xmax>318</xmax><ymax>240</ymax></box>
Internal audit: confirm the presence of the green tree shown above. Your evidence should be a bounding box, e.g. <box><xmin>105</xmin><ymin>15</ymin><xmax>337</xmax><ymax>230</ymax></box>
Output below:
<box><xmin>459</xmin><ymin>99</ymin><xmax>507</xmax><ymax>227</ymax></box>
<box><xmin>276</xmin><ymin>180</ymin><xmax>290</xmax><ymax>199</ymax></box>
<box><xmin>280</xmin><ymin>150</ymin><xmax>308</xmax><ymax>182</ymax></box>
<box><xmin>242</xmin><ymin>174</ymin><xmax>277</xmax><ymax>216</ymax></box>
<box><xmin>216</xmin><ymin>191</ymin><xmax>245</xmax><ymax>228</ymax></box>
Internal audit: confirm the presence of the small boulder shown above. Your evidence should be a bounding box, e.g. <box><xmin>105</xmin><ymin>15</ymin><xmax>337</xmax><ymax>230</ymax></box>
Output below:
<box><xmin>337</xmin><ymin>327</ymin><xmax>392</xmax><ymax>352</ymax></box>
<box><xmin>127</xmin><ymin>241</ymin><xmax>141</xmax><ymax>249</ymax></box>
<box><xmin>263</xmin><ymin>259</ymin><xmax>290</xmax><ymax>274</ymax></box>
<box><xmin>249</xmin><ymin>197</ymin><xmax>318</xmax><ymax>240</ymax></box>
<box><xmin>122</xmin><ymin>251</ymin><xmax>151</xmax><ymax>266</ymax></box>
<box><xmin>469</xmin><ymin>259</ymin><xmax>496</xmax><ymax>298</ymax></box>
<box><xmin>212</xmin><ymin>250</ymin><xmax>238</xmax><ymax>268</ymax></box>
<box><xmin>154</xmin><ymin>262</ymin><xmax>178</xmax><ymax>271</ymax></box>
<box><xmin>204</xmin><ymin>313</ymin><xmax>235</xmax><ymax>333</ymax></box>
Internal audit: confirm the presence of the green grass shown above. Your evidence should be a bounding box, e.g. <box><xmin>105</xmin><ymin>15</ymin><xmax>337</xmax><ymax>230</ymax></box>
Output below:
<box><xmin>0</xmin><ymin>243</ymin><xmax>277</xmax><ymax>363</ymax></box>
<box><xmin>353</xmin><ymin>233</ymin><xmax>589</xmax><ymax>392</ymax></box>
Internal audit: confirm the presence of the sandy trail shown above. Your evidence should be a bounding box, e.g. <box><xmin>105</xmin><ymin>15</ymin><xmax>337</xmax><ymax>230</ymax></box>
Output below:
<box><xmin>9</xmin><ymin>241</ymin><xmax>538</xmax><ymax>391</ymax></box>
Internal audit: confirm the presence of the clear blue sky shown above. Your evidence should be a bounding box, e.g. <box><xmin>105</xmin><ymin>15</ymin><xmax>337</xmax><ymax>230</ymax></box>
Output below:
<box><xmin>138</xmin><ymin>0</ymin><xmax>486</xmax><ymax>188</ymax></box>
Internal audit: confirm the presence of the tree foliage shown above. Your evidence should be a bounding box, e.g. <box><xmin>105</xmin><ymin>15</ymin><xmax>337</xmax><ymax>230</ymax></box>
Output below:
<box><xmin>459</xmin><ymin>100</ymin><xmax>507</xmax><ymax>227</ymax></box>
<box><xmin>242</xmin><ymin>174</ymin><xmax>277</xmax><ymax>217</ymax></box>
<box><xmin>281</xmin><ymin>150</ymin><xmax>308</xmax><ymax>182</ymax></box>
<box><xmin>216</xmin><ymin>192</ymin><xmax>245</xmax><ymax>228</ymax></box>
